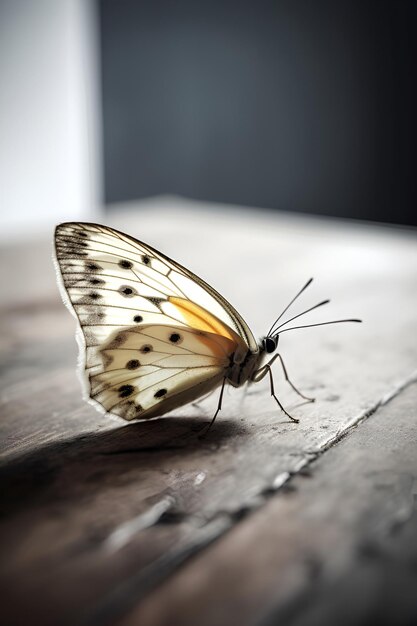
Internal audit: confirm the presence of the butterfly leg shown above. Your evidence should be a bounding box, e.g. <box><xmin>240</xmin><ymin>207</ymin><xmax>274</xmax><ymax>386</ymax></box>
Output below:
<box><xmin>253</xmin><ymin>354</ymin><xmax>314</xmax><ymax>403</ymax></box>
<box><xmin>199</xmin><ymin>378</ymin><xmax>227</xmax><ymax>437</ymax></box>
<box><xmin>275</xmin><ymin>353</ymin><xmax>315</xmax><ymax>403</ymax></box>
<box><xmin>265</xmin><ymin>364</ymin><xmax>299</xmax><ymax>423</ymax></box>
<box><xmin>252</xmin><ymin>359</ymin><xmax>298</xmax><ymax>422</ymax></box>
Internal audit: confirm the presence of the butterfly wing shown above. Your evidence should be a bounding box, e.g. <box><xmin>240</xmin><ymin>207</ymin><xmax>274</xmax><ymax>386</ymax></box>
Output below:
<box><xmin>90</xmin><ymin>324</ymin><xmax>233</xmax><ymax>419</ymax></box>
<box><xmin>54</xmin><ymin>222</ymin><xmax>257</xmax><ymax>349</ymax></box>
<box><xmin>54</xmin><ymin>222</ymin><xmax>254</xmax><ymax>418</ymax></box>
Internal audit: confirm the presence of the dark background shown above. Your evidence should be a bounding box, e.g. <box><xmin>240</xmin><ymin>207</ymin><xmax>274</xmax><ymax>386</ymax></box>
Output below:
<box><xmin>99</xmin><ymin>0</ymin><xmax>416</xmax><ymax>226</ymax></box>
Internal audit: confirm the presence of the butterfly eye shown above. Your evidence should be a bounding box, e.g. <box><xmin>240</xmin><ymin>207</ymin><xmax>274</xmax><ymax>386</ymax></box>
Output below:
<box><xmin>133</xmin><ymin>315</ymin><xmax>143</xmax><ymax>323</ymax></box>
<box><xmin>264</xmin><ymin>336</ymin><xmax>277</xmax><ymax>353</ymax></box>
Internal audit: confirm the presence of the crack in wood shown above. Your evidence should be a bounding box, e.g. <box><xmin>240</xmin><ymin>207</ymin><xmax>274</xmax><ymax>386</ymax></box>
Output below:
<box><xmin>104</xmin><ymin>497</ymin><xmax>176</xmax><ymax>552</ymax></box>
<box><xmin>304</xmin><ymin>370</ymin><xmax>417</xmax><ymax>457</ymax></box>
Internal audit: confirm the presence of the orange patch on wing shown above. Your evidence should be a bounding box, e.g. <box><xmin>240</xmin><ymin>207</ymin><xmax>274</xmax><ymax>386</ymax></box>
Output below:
<box><xmin>196</xmin><ymin>332</ymin><xmax>236</xmax><ymax>361</ymax></box>
<box><xmin>168</xmin><ymin>297</ymin><xmax>239</xmax><ymax>343</ymax></box>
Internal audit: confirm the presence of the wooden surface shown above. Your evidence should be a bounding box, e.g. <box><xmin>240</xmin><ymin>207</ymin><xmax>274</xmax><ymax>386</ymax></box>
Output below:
<box><xmin>1</xmin><ymin>197</ymin><xmax>417</xmax><ymax>626</ymax></box>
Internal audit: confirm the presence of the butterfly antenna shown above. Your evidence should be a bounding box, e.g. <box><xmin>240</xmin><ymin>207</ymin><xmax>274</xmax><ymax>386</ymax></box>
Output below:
<box><xmin>267</xmin><ymin>278</ymin><xmax>314</xmax><ymax>337</ymax></box>
<box><xmin>270</xmin><ymin>299</ymin><xmax>330</xmax><ymax>335</ymax></box>
<box><xmin>275</xmin><ymin>318</ymin><xmax>362</xmax><ymax>336</ymax></box>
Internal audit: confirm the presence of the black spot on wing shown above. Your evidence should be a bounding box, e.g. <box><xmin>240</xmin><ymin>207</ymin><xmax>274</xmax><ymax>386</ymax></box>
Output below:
<box><xmin>89</xmin><ymin>278</ymin><xmax>105</xmax><ymax>286</ymax></box>
<box><xmin>126</xmin><ymin>359</ymin><xmax>140</xmax><ymax>370</ymax></box>
<box><xmin>76</xmin><ymin>293</ymin><xmax>103</xmax><ymax>305</ymax></box>
<box><xmin>118</xmin><ymin>384</ymin><xmax>135</xmax><ymax>398</ymax></box>
<box><xmin>119</xmin><ymin>285</ymin><xmax>138</xmax><ymax>298</ymax></box>
<box><xmin>56</xmin><ymin>247</ymin><xmax>88</xmax><ymax>259</ymax></box>
<box><xmin>106</xmin><ymin>332</ymin><xmax>128</xmax><ymax>349</ymax></box>
<box><xmin>119</xmin><ymin>259</ymin><xmax>133</xmax><ymax>269</ymax></box>
<box><xmin>86</xmin><ymin>262</ymin><xmax>103</xmax><ymax>272</ymax></box>
<box><xmin>84</xmin><ymin>312</ymin><xmax>105</xmax><ymax>325</ymax></box>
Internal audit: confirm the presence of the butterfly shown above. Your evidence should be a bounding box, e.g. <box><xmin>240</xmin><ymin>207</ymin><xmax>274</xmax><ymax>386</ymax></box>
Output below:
<box><xmin>54</xmin><ymin>222</ymin><xmax>361</xmax><ymax>429</ymax></box>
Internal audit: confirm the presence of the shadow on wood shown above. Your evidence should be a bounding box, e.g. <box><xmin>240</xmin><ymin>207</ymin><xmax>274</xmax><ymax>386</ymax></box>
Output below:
<box><xmin>0</xmin><ymin>416</ymin><xmax>242</xmax><ymax>519</ymax></box>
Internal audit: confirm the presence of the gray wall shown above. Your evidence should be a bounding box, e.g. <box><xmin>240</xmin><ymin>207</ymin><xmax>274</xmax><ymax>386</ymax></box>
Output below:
<box><xmin>99</xmin><ymin>0</ymin><xmax>416</xmax><ymax>225</ymax></box>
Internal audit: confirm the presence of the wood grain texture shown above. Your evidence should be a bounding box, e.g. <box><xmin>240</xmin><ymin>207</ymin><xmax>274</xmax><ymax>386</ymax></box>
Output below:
<box><xmin>123</xmin><ymin>383</ymin><xmax>417</xmax><ymax>626</ymax></box>
<box><xmin>0</xmin><ymin>197</ymin><xmax>416</xmax><ymax>625</ymax></box>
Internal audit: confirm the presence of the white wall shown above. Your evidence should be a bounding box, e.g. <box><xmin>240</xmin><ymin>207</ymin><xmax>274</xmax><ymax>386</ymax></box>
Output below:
<box><xmin>0</xmin><ymin>0</ymin><xmax>100</xmax><ymax>239</ymax></box>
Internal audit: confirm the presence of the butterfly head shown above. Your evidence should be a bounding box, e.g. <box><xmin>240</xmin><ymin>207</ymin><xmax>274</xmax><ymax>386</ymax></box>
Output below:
<box><xmin>262</xmin><ymin>335</ymin><xmax>280</xmax><ymax>354</ymax></box>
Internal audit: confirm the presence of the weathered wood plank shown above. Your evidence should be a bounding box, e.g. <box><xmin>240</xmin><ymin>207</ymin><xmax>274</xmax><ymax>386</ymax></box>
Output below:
<box><xmin>119</xmin><ymin>383</ymin><xmax>417</xmax><ymax>626</ymax></box>
<box><xmin>0</xmin><ymin>198</ymin><xmax>416</xmax><ymax>625</ymax></box>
